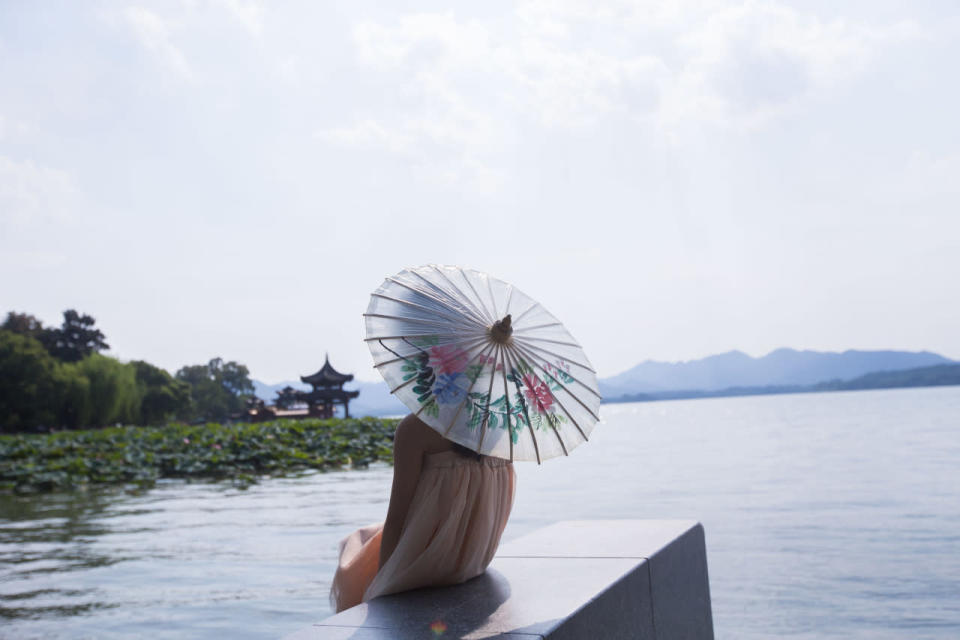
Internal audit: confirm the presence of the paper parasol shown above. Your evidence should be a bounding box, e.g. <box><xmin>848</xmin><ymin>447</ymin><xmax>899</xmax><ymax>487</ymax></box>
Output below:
<box><xmin>364</xmin><ymin>265</ymin><xmax>601</xmax><ymax>463</ymax></box>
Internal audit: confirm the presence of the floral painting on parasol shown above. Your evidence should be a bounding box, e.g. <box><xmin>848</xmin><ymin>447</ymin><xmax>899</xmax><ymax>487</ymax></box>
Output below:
<box><xmin>364</xmin><ymin>265</ymin><xmax>601</xmax><ymax>463</ymax></box>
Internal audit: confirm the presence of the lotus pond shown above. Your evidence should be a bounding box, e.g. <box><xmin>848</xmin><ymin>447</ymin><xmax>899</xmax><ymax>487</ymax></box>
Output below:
<box><xmin>0</xmin><ymin>418</ymin><xmax>399</xmax><ymax>494</ymax></box>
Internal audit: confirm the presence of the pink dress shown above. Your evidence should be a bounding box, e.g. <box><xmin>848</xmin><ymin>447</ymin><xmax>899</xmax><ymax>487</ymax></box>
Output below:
<box><xmin>330</xmin><ymin>450</ymin><xmax>516</xmax><ymax>612</ymax></box>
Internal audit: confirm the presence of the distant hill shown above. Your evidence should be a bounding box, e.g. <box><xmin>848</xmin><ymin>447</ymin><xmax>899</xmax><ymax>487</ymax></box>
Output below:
<box><xmin>605</xmin><ymin>363</ymin><xmax>960</xmax><ymax>404</ymax></box>
<box><xmin>824</xmin><ymin>363</ymin><xmax>960</xmax><ymax>392</ymax></box>
<box><xmin>599</xmin><ymin>348</ymin><xmax>954</xmax><ymax>398</ymax></box>
<box><xmin>252</xmin><ymin>378</ymin><xmax>407</xmax><ymax>417</ymax></box>
<box><xmin>252</xmin><ymin>379</ymin><xmax>309</xmax><ymax>402</ymax></box>
<box><xmin>346</xmin><ymin>379</ymin><xmax>409</xmax><ymax>416</ymax></box>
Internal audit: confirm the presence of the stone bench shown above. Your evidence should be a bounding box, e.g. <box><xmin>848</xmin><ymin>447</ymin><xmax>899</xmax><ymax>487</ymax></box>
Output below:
<box><xmin>284</xmin><ymin>520</ymin><xmax>714</xmax><ymax>639</ymax></box>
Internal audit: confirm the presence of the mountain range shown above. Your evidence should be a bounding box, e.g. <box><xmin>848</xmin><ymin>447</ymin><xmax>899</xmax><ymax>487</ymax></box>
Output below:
<box><xmin>598</xmin><ymin>348</ymin><xmax>952</xmax><ymax>398</ymax></box>
<box><xmin>253</xmin><ymin>348</ymin><xmax>958</xmax><ymax>416</ymax></box>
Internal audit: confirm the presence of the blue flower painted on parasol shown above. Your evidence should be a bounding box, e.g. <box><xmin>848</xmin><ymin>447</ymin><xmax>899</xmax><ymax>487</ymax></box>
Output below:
<box><xmin>433</xmin><ymin>372</ymin><xmax>468</xmax><ymax>405</ymax></box>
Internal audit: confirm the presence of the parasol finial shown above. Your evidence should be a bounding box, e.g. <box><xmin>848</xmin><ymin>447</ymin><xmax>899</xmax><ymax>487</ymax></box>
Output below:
<box><xmin>489</xmin><ymin>314</ymin><xmax>513</xmax><ymax>345</ymax></box>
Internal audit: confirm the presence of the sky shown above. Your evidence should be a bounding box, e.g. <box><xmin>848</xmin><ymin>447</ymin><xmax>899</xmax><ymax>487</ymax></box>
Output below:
<box><xmin>2</xmin><ymin>0</ymin><xmax>959</xmax><ymax>384</ymax></box>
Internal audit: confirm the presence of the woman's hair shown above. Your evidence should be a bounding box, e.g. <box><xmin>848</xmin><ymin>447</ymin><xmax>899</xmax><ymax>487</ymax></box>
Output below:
<box><xmin>451</xmin><ymin>441</ymin><xmax>484</xmax><ymax>461</ymax></box>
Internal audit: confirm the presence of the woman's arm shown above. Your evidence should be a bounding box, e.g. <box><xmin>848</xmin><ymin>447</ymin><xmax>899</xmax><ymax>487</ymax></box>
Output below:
<box><xmin>379</xmin><ymin>416</ymin><xmax>426</xmax><ymax>569</ymax></box>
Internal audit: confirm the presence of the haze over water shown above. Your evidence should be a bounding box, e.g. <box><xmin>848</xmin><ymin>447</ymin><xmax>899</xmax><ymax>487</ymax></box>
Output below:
<box><xmin>2</xmin><ymin>386</ymin><xmax>958</xmax><ymax>638</ymax></box>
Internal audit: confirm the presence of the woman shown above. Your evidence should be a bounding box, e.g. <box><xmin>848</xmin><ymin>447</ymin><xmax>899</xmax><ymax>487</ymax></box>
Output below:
<box><xmin>329</xmin><ymin>414</ymin><xmax>516</xmax><ymax>612</ymax></box>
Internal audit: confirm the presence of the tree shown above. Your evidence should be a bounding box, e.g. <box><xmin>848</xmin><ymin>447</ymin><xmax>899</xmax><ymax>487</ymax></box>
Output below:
<box><xmin>0</xmin><ymin>331</ymin><xmax>63</xmax><ymax>432</ymax></box>
<box><xmin>44</xmin><ymin>309</ymin><xmax>109</xmax><ymax>362</ymax></box>
<box><xmin>215</xmin><ymin>358</ymin><xmax>255</xmax><ymax>397</ymax></box>
<box><xmin>132</xmin><ymin>360</ymin><xmax>191</xmax><ymax>425</ymax></box>
<box><xmin>2</xmin><ymin>311</ymin><xmax>47</xmax><ymax>340</ymax></box>
<box><xmin>175</xmin><ymin>358</ymin><xmax>254</xmax><ymax>422</ymax></box>
<box><xmin>56</xmin><ymin>362</ymin><xmax>92</xmax><ymax>429</ymax></box>
<box><xmin>75</xmin><ymin>354</ymin><xmax>139</xmax><ymax>427</ymax></box>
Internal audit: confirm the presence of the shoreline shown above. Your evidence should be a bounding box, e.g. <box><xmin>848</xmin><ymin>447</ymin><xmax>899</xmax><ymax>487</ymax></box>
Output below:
<box><xmin>0</xmin><ymin>417</ymin><xmax>399</xmax><ymax>495</ymax></box>
<box><xmin>604</xmin><ymin>365</ymin><xmax>960</xmax><ymax>404</ymax></box>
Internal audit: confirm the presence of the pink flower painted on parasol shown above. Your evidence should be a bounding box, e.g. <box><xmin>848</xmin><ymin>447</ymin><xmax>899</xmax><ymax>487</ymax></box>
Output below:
<box><xmin>429</xmin><ymin>344</ymin><xmax>470</xmax><ymax>375</ymax></box>
<box><xmin>522</xmin><ymin>374</ymin><xmax>554</xmax><ymax>414</ymax></box>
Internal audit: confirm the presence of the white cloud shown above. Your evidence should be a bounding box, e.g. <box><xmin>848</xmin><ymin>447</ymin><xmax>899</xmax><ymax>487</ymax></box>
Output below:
<box><xmin>322</xmin><ymin>1</ymin><xmax>919</xmax><ymax>186</ymax></box>
<box><xmin>0</xmin><ymin>157</ymin><xmax>80</xmax><ymax>224</ymax></box>
<box><xmin>122</xmin><ymin>6</ymin><xmax>195</xmax><ymax>81</ymax></box>
<box><xmin>277</xmin><ymin>55</ymin><xmax>300</xmax><ymax>84</ymax></box>
<box><xmin>317</xmin><ymin>111</ymin><xmax>506</xmax><ymax>193</ymax></box>
<box><xmin>349</xmin><ymin>11</ymin><xmax>664</xmax><ymax>128</ymax></box>
<box><xmin>663</xmin><ymin>2</ymin><xmax>920</xmax><ymax>127</ymax></box>
<box><xmin>317</xmin><ymin>120</ymin><xmax>415</xmax><ymax>154</ymax></box>
<box><xmin>2</xmin><ymin>1</ymin><xmax>957</xmax><ymax>376</ymax></box>
<box><xmin>213</xmin><ymin>0</ymin><xmax>265</xmax><ymax>37</ymax></box>
<box><xmin>0</xmin><ymin>113</ymin><xmax>33</xmax><ymax>141</ymax></box>
<box><xmin>0</xmin><ymin>250</ymin><xmax>67</xmax><ymax>270</ymax></box>
<box><xmin>882</xmin><ymin>151</ymin><xmax>960</xmax><ymax>207</ymax></box>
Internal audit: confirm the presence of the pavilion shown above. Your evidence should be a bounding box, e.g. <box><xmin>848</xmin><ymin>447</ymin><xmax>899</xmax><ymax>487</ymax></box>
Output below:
<box><xmin>299</xmin><ymin>356</ymin><xmax>360</xmax><ymax>418</ymax></box>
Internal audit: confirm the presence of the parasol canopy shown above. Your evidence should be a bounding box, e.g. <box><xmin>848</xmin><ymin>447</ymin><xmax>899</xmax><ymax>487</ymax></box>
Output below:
<box><xmin>364</xmin><ymin>265</ymin><xmax>602</xmax><ymax>463</ymax></box>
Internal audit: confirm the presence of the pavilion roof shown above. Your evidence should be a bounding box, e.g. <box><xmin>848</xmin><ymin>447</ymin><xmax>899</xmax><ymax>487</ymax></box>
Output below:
<box><xmin>301</xmin><ymin>355</ymin><xmax>354</xmax><ymax>386</ymax></box>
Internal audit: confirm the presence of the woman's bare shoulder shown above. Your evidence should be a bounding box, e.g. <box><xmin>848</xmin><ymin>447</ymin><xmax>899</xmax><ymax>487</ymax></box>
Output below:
<box><xmin>395</xmin><ymin>415</ymin><xmax>452</xmax><ymax>453</ymax></box>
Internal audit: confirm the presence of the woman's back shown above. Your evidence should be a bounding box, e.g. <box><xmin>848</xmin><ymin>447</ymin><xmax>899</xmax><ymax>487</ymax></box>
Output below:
<box><xmin>330</xmin><ymin>427</ymin><xmax>515</xmax><ymax>612</ymax></box>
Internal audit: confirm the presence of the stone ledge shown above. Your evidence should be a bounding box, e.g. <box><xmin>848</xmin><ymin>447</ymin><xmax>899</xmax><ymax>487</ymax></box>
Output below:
<box><xmin>284</xmin><ymin>520</ymin><xmax>713</xmax><ymax>640</ymax></box>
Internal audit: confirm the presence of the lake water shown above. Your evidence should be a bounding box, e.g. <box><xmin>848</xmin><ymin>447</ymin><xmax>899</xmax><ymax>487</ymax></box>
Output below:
<box><xmin>2</xmin><ymin>387</ymin><xmax>959</xmax><ymax>639</ymax></box>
